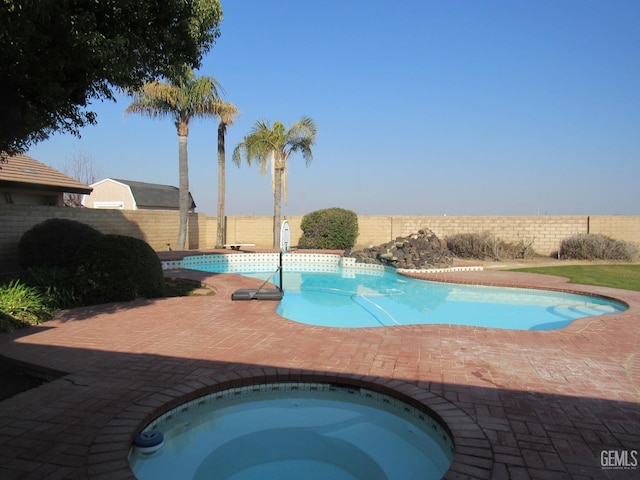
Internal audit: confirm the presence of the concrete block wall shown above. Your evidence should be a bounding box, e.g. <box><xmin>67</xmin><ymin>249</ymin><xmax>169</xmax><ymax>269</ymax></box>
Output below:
<box><xmin>355</xmin><ymin>216</ymin><xmax>396</xmax><ymax>248</ymax></box>
<box><xmin>226</xmin><ymin>215</ymin><xmax>590</xmax><ymax>255</ymax></box>
<box><xmin>224</xmin><ymin>216</ymin><xmax>272</xmax><ymax>247</ymax></box>
<box><xmin>2</xmin><ymin>205</ymin><xmax>638</xmax><ymax>273</ymax></box>
<box><xmin>383</xmin><ymin>216</ymin><xmax>587</xmax><ymax>256</ymax></box>
<box><xmin>0</xmin><ymin>205</ymin><xmax>216</xmax><ymax>273</ymax></box>
<box><xmin>588</xmin><ymin>216</ymin><xmax>640</xmax><ymax>244</ymax></box>
<box><xmin>224</xmin><ymin>215</ymin><xmax>303</xmax><ymax>248</ymax></box>
<box><xmin>186</xmin><ymin>212</ymin><xmax>216</xmax><ymax>251</ymax></box>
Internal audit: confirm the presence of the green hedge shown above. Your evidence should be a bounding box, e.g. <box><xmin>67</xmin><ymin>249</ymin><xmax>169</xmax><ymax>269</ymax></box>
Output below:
<box><xmin>6</xmin><ymin>220</ymin><xmax>167</xmax><ymax>330</ymax></box>
<box><xmin>18</xmin><ymin>218</ymin><xmax>103</xmax><ymax>269</ymax></box>
<box><xmin>298</xmin><ymin>208</ymin><xmax>359</xmax><ymax>249</ymax></box>
<box><xmin>74</xmin><ymin>234</ymin><xmax>164</xmax><ymax>304</ymax></box>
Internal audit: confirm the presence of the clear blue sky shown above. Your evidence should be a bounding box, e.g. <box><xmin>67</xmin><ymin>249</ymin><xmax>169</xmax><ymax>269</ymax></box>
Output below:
<box><xmin>28</xmin><ymin>0</ymin><xmax>640</xmax><ymax>216</ymax></box>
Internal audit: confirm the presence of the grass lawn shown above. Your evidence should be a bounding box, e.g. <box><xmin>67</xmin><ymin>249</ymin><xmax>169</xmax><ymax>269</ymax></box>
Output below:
<box><xmin>509</xmin><ymin>264</ymin><xmax>640</xmax><ymax>291</ymax></box>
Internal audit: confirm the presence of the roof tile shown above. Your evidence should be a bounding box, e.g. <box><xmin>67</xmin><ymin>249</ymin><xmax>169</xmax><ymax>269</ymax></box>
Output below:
<box><xmin>0</xmin><ymin>153</ymin><xmax>93</xmax><ymax>194</ymax></box>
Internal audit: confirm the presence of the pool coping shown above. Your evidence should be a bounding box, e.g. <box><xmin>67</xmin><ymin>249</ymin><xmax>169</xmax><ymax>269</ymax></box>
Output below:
<box><xmin>124</xmin><ymin>375</ymin><xmax>486</xmax><ymax>479</ymax></box>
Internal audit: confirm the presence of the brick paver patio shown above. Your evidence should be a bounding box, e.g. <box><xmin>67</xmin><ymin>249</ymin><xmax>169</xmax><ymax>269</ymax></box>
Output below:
<box><xmin>0</xmin><ymin>260</ymin><xmax>638</xmax><ymax>479</ymax></box>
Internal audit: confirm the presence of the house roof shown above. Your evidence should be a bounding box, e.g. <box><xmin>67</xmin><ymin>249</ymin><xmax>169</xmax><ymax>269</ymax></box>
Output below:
<box><xmin>0</xmin><ymin>153</ymin><xmax>93</xmax><ymax>194</ymax></box>
<box><xmin>109</xmin><ymin>179</ymin><xmax>196</xmax><ymax>210</ymax></box>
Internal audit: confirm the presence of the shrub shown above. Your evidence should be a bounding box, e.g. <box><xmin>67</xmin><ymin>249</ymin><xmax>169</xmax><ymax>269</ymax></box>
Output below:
<box><xmin>0</xmin><ymin>310</ymin><xmax>28</xmax><ymax>333</ymax></box>
<box><xmin>18</xmin><ymin>218</ymin><xmax>103</xmax><ymax>269</ymax></box>
<box><xmin>298</xmin><ymin>208</ymin><xmax>359</xmax><ymax>250</ymax></box>
<box><xmin>73</xmin><ymin>234</ymin><xmax>164</xmax><ymax>304</ymax></box>
<box><xmin>559</xmin><ymin>234</ymin><xmax>638</xmax><ymax>261</ymax></box>
<box><xmin>446</xmin><ymin>232</ymin><xmax>537</xmax><ymax>261</ymax></box>
<box><xmin>19</xmin><ymin>266</ymin><xmax>80</xmax><ymax>309</ymax></box>
<box><xmin>0</xmin><ymin>281</ymin><xmax>54</xmax><ymax>330</ymax></box>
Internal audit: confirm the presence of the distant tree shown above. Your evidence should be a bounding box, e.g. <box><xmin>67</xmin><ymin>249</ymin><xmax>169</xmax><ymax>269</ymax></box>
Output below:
<box><xmin>0</xmin><ymin>0</ymin><xmax>223</xmax><ymax>157</ymax></box>
<box><xmin>233</xmin><ymin>117</ymin><xmax>317</xmax><ymax>247</ymax></box>
<box><xmin>60</xmin><ymin>151</ymin><xmax>103</xmax><ymax>208</ymax></box>
<box><xmin>215</xmin><ymin>103</ymin><xmax>240</xmax><ymax>247</ymax></box>
<box><xmin>125</xmin><ymin>68</ymin><xmax>225</xmax><ymax>250</ymax></box>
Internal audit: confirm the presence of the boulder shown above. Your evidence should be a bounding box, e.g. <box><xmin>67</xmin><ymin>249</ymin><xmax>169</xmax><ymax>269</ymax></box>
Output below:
<box><xmin>346</xmin><ymin>229</ymin><xmax>453</xmax><ymax>269</ymax></box>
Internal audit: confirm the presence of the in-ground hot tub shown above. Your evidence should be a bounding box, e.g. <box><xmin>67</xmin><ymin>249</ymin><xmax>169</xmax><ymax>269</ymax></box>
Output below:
<box><xmin>130</xmin><ymin>382</ymin><xmax>455</xmax><ymax>480</ymax></box>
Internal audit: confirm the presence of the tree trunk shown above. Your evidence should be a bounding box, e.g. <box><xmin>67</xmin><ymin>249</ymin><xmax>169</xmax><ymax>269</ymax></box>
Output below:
<box><xmin>176</xmin><ymin>134</ymin><xmax>189</xmax><ymax>250</ymax></box>
<box><xmin>273</xmin><ymin>165</ymin><xmax>283</xmax><ymax>249</ymax></box>
<box><xmin>216</xmin><ymin>122</ymin><xmax>226</xmax><ymax>248</ymax></box>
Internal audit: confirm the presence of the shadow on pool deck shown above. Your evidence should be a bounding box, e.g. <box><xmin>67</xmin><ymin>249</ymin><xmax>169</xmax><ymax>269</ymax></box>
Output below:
<box><xmin>0</xmin><ymin>359</ymin><xmax>46</xmax><ymax>401</ymax></box>
<box><xmin>0</xmin><ymin>269</ymin><xmax>639</xmax><ymax>479</ymax></box>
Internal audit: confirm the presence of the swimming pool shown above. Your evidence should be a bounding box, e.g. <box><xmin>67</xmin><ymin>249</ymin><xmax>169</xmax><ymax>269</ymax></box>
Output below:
<box><xmin>177</xmin><ymin>253</ymin><xmax>626</xmax><ymax>330</ymax></box>
<box><xmin>129</xmin><ymin>383</ymin><xmax>454</xmax><ymax>480</ymax></box>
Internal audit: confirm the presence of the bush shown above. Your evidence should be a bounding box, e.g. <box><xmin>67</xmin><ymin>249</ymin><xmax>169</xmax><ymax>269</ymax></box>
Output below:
<box><xmin>298</xmin><ymin>208</ymin><xmax>359</xmax><ymax>250</ymax></box>
<box><xmin>18</xmin><ymin>218</ymin><xmax>103</xmax><ymax>269</ymax></box>
<box><xmin>73</xmin><ymin>235</ymin><xmax>164</xmax><ymax>304</ymax></box>
<box><xmin>0</xmin><ymin>281</ymin><xmax>54</xmax><ymax>330</ymax></box>
<box><xmin>446</xmin><ymin>232</ymin><xmax>537</xmax><ymax>261</ymax></box>
<box><xmin>19</xmin><ymin>266</ymin><xmax>80</xmax><ymax>310</ymax></box>
<box><xmin>0</xmin><ymin>310</ymin><xmax>28</xmax><ymax>333</ymax></box>
<box><xmin>559</xmin><ymin>234</ymin><xmax>638</xmax><ymax>261</ymax></box>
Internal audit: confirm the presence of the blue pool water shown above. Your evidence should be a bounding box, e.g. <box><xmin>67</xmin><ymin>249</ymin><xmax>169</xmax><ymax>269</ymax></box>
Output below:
<box><xmin>130</xmin><ymin>383</ymin><xmax>454</xmax><ymax>480</ymax></box>
<box><xmin>189</xmin><ymin>262</ymin><xmax>626</xmax><ymax>330</ymax></box>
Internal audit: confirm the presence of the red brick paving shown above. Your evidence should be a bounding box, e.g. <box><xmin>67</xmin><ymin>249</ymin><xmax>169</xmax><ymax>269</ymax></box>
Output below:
<box><xmin>0</xmin><ymin>261</ymin><xmax>639</xmax><ymax>479</ymax></box>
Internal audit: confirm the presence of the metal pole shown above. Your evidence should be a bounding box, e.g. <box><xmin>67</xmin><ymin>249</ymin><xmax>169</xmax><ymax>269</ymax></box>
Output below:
<box><xmin>279</xmin><ymin>251</ymin><xmax>283</xmax><ymax>293</ymax></box>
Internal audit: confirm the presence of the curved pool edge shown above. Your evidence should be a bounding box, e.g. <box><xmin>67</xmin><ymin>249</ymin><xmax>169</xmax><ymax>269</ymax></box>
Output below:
<box><xmin>98</xmin><ymin>371</ymin><xmax>494</xmax><ymax>480</ymax></box>
<box><xmin>398</xmin><ymin>270</ymin><xmax>632</xmax><ymax>328</ymax></box>
<box><xmin>167</xmin><ymin>252</ymin><xmax>630</xmax><ymax>332</ymax></box>
<box><xmin>166</xmin><ymin>251</ymin><xmax>629</xmax><ymax>306</ymax></box>
<box><xmin>129</xmin><ymin>382</ymin><xmax>457</xmax><ymax>478</ymax></box>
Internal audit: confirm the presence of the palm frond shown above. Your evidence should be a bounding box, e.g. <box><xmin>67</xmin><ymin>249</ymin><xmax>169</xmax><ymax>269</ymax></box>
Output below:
<box><xmin>233</xmin><ymin>116</ymin><xmax>317</xmax><ymax>197</ymax></box>
<box><xmin>125</xmin><ymin>68</ymin><xmax>236</xmax><ymax>125</ymax></box>
<box><xmin>232</xmin><ymin>141</ymin><xmax>245</xmax><ymax>167</ymax></box>
<box><xmin>217</xmin><ymin>102</ymin><xmax>240</xmax><ymax>125</ymax></box>
<box><xmin>124</xmin><ymin>101</ymin><xmax>175</xmax><ymax>119</ymax></box>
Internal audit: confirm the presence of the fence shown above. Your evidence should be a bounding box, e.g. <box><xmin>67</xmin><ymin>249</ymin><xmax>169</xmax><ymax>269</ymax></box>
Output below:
<box><xmin>0</xmin><ymin>205</ymin><xmax>215</xmax><ymax>273</ymax></box>
<box><xmin>1</xmin><ymin>204</ymin><xmax>638</xmax><ymax>272</ymax></box>
<box><xmin>225</xmin><ymin>214</ymin><xmax>640</xmax><ymax>256</ymax></box>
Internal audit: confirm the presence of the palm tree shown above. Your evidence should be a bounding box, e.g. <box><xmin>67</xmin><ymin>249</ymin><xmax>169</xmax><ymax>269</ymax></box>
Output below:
<box><xmin>125</xmin><ymin>68</ymin><xmax>223</xmax><ymax>250</ymax></box>
<box><xmin>215</xmin><ymin>102</ymin><xmax>240</xmax><ymax>248</ymax></box>
<box><xmin>232</xmin><ymin>117</ymin><xmax>317</xmax><ymax>248</ymax></box>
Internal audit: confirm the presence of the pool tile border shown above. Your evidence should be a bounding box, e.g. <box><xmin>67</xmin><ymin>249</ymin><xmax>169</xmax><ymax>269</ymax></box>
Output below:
<box><xmin>100</xmin><ymin>371</ymin><xmax>493</xmax><ymax>480</ymax></box>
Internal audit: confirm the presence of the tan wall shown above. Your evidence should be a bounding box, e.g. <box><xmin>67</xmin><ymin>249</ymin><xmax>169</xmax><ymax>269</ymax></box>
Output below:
<box><xmin>2</xmin><ymin>206</ymin><xmax>638</xmax><ymax>273</ymax></box>
<box><xmin>226</xmin><ymin>215</ymin><xmax>639</xmax><ymax>256</ymax></box>
<box><xmin>224</xmin><ymin>215</ymin><xmax>303</xmax><ymax>248</ymax></box>
<box><xmin>363</xmin><ymin>215</ymin><xmax>588</xmax><ymax>256</ymax></box>
<box><xmin>224</xmin><ymin>216</ymin><xmax>271</xmax><ymax>247</ymax></box>
<box><xmin>0</xmin><ymin>205</ymin><xmax>216</xmax><ymax>273</ymax></box>
<box><xmin>588</xmin><ymin>216</ymin><xmax>640</xmax><ymax>244</ymax></box>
